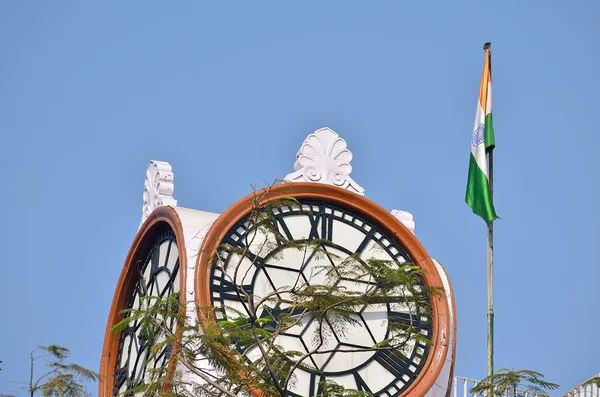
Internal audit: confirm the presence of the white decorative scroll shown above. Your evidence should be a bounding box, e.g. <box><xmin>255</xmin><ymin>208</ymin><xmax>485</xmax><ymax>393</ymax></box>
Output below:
<box><xmin>391</xmin><ymin>209</ymin><xmax>415</xmax><ymax>234</ymax></box>
<box><xmin>140</xmin><ymin>160</ymin><xmax>177</xmax><ymax>228</ymax></box>
<box><xmin>284</xmin><ymin>127</ymin><xmax>365</xmax><ymax>195</ymax></box>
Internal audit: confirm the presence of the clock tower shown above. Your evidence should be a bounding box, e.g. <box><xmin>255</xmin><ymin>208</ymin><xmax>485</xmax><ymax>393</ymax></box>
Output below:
<box><xmin>100</xmin><ymin>127</ymin><xmax>457</xmax><ymax>397</ymax></box>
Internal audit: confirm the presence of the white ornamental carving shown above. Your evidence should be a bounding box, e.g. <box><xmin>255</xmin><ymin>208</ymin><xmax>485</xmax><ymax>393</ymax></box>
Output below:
<box><xmin>284</xmin><ymin>127</ymin><xmax>365</xmax><ymax>195</ymax></box>
<box><xmin>140</xmin><ymin>160</ymin><xmax>177</xmax><ymax>228</ymax></box>
<box><xmin>391</xmin><ymin>209</ymin><xmax>415</xmax><ymax>234</ymax></box>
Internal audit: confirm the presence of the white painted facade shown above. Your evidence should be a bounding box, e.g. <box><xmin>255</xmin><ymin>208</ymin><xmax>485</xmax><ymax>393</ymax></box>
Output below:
<box><xmin>284</xmin><ymin>127</ymin><xmax>365</xmax><ymax>195</ymax></box>
<box><xmin>141</xmin><ymin>160</ymin><xmax>178</xmax><ymax>228</ymax></box>
<box><xmin>425</xmin><ymin>260</ymin><xmax>456</xmax><ymax>397</ymax></box>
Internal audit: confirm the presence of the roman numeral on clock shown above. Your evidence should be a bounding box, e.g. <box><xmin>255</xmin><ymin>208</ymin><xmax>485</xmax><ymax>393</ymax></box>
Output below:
<box><xmin>308</xmin><ymin>208</ymin><xmax>333</xmax><ymax>241</ymax></box>
<box><xmin>388</xmin><ymin>311</ymin><xmax>420</xmax><ymax>330</ymax></box>
<box><xmin>113</xmin><ymin>366</ymin><xmax>127</xmax><ymax>394</ymax></box>
<box><xmin>267</xmin><ymin>209</ymin><xmax>294</xmax><ymax>242</ymax></box>
<box><xmin>353</xmin><ymin>372</ymin><xmax>372</xmax><ymax>394</ymax></box>
<box><xmin>373</xmin><ymin>350</ymin><xmax>410</xmax><ymax>379</ymax></box>
<box><xmin>355</xmin><ymin>229</ymin><xmax>376</xmax><ymax>254</ymax></box>
<box><xmin>212</xmin><ymin>278</ymin><xmax>253</xmax><ymax>302</ymax></box>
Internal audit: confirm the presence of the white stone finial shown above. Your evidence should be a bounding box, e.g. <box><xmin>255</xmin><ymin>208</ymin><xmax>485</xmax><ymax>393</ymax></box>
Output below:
<box><xmin>283</xmin><ymin>127</ymin><xmax>365</xmax><ymax>195</ymax></box>
<box><xmin>391</xmin><ymin>209</ymin><xmax>415</xmax><ymax>234</ymax></box>
<box><xmin>140</xmin><ymin>160</ymin><xmax>177</xmax><ymax>228</ymax></box>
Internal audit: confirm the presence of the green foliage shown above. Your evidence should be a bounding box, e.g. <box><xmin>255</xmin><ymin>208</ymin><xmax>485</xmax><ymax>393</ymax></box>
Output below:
<box><xmin>470</xmin><ymin>368</ymin><xmax>560</xmax><ymax>397</ymax></box>
<box><xmin>316</xmin><ymin>380</ymin><xmax>372</xmax><ymax>397</ymax></box>
<box><xmin>112</xmin><ymin>191</ymin><xmax>441</xmax><ymax>397</ymax></box>
<box><xmin>3</xmin><ymin>345</ymin><xmax>99</xmax><ymax>397</ymax></box>
<box><xmin>583</xmin><ymin>376</ymin><xmax>600</xmax><ymax>388</ymax></box>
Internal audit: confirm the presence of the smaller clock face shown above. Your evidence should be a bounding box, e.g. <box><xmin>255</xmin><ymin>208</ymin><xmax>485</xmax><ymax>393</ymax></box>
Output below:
<box><xmin>207</xmin><ymin>199</ymin><xmax>433</xmax><ymax>397</ymax></box>
<box><xmin>113</xmin><ymin>228</ymin><xmax>180</xmax><ymax>396</ymax></box>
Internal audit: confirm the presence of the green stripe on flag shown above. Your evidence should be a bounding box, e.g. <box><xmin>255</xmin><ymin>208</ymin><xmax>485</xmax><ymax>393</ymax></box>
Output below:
<box><xmin>484</xmin><ymin>113</ymin><xmax>495</xmax><ymax>151</ymax></box>
<box><xmin>465</xmin><ymin>153</ymin><xmax>498</xmax><ymax>224</ymax></box>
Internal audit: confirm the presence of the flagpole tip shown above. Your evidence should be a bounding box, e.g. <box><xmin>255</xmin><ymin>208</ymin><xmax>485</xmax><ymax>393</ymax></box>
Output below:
<box><xmin>483</xmin><ymin>42</ymin><xmax>492</xmax><ymax>50</ymax></box>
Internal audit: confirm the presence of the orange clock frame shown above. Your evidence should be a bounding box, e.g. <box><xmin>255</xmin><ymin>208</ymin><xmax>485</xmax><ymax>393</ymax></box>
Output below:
<box><xmin>195</xmin><ymin>182</ymin><xmax>452</xmax><ymax>397</ymax></box>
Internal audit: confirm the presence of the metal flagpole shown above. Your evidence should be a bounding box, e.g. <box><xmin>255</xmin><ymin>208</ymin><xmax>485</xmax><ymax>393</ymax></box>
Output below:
<box><xmin>487</xmin><ymin>149</ymin><xmax>494</xmax><ymax>378</ymax></box>
<box><xmin>484</xmin><ymin>41</ymin><xmax>494</xmax><ymax>379</ymax></box>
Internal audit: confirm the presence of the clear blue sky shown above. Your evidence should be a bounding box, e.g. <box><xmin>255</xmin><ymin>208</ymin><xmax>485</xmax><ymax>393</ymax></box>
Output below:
<box><xmin>1</xmin><ymin>1</ymin><xmax>598</xmax><ymax>395</ymax></box>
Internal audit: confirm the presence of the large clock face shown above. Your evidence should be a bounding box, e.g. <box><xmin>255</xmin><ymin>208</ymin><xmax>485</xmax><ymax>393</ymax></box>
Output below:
<box><xmin>203</xmin><ymin>194</ymin><xmax>436</xmax><ymax>397</ymax></box>
<box><xmin>113</xmin><ymin>228</ymin><xmax>180</xmax><ymax>396</ymax></box>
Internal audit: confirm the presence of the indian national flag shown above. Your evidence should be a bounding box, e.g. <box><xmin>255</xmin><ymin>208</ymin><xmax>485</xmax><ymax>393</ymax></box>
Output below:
<box><xmin>465</xmin><ymin>45</ymin><xmax>498</xmax><ymax>225</ymax></box>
